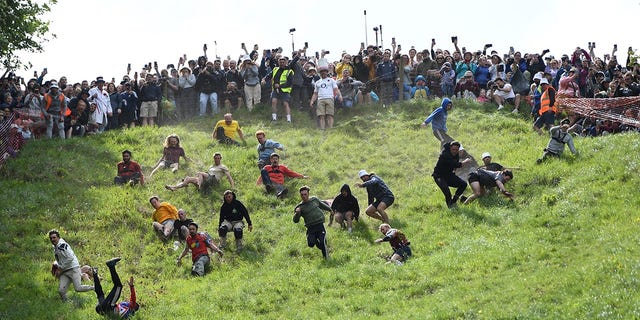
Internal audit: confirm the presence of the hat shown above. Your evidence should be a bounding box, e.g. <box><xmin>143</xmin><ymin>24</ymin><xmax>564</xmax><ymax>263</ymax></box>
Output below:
<box><xmin>459</xmin><ymin>144</ymin><xmax>465</xmax><ymax>151</ymax></box>
<box><xmin>269</xmin><ymin>152</ymin><xmax>279</xmax><ymax>158</ymax></box>
<box><xmin>569</xmin><ymin>67</ymin><xmax>577</xmax><ymax>73</ymax></box>
<box><xmin>180</xmin><ymin>65</ymin><xmax>191</xmax><ymax>72</ymax></box>
<box><xmin>464</xmin><ymin>71</ymin><xmax>473</xmax><ymax>78</ymax></box>
<box><xmin>415</xmin><ymin>75</ymin><xmax>426</xmax><ymax>83</ymax></box>
<box><xmin>481</xmin><ymin>152</ymin><xmax>491</xmax><ymax>160</ymax></box>
<box><xmin>358</xmin><ymin>169</ymin><xmax>370</xmax><ymax>178</ymax></box>
<box><xmin>595</xmin><ymin>71</ymin><xmax>605</xmax><ymax>77</ymax></box>
<box><xmin>307</xmin><ymin>67</ymin><xmax>317</xmax><ymax>73</ymax></box>
<box><xmin>49</xmin><ymin>82</ymin><xmax>59</xmax><ymax>89</ymax></box>
<box><xmin>95</xmin><ymin>76</ymin><xmax>105</xmax><ymax>83</ymax></box>
<box><xmin>533</xmin><ymin>72</ymin><xmax>543</xmax><ymax>81</ymax></box>
<box><xmin>318</xmin><ymin>66</ymin><xmax>329</xmax><ymax>72</ymax></box>
<box><xmin>242</xmin><ymin>55</ymin><xmax>251</xmax><ymax>62</ymax></box>
<box><xmin>539</xmin><ymin>78</ymin><xmax>549</xmax><ymax>85</ymax></box>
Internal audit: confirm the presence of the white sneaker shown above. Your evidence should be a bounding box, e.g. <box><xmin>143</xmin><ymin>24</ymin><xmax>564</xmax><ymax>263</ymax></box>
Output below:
<box><xmin>497</xmin><ymin>105</ymin><xmax>504</xmax><ymax>110</ymax></box>
<box><xmin>512</xmin><ymin>108</ymin><xmax>519</xmax><ymax>114</ymax></box>
<box><xmin>173</xmin><ymin>241</ymin><xmax>180</xmax><ymax>251</ymax></box>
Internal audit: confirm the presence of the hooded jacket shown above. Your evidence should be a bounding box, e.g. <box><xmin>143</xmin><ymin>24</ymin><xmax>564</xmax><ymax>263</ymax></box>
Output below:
<box><xmin>331</xmin><ymin>184</ymin><xmax>360</xmax><ymax>218</ymax></box>
<box><xmin>423</xmin><ymin>98</ymin><xmax>451</xmax><ymax>132</ymax></box>
<box><xmin>219</xmin><ymin>191</ymin><xmax>252</xmax><ymax>226</ymax></box>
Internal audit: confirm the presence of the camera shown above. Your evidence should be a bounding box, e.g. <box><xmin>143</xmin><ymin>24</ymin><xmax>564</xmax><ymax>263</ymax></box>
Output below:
<box><xmin>241</xmin><ymin>42</ymin><xmax>245</xmax><ymax>48</ymax></box>
<box><xmin>485</xmin><ymin>44</ymin><xmax>492</xmax><ymax>48</ymax></box>
<box><xmin>451</xmin><ymin>36</ymin><xmax>457</xmax><ymax>43</ymax></box>
<box><xmin>304</xmin><ymin>42</ymin><xmax>308</xmax><ymax>49</ymax></box>
<box><xmin>289</xmin><ymin>28</ymin><xmax>296</xmax><ymax>33</ymax></box>
<box><xmin>324</xmin><ymin>50</ymin><xmax>330</xmax><ymax>54</ymax></box>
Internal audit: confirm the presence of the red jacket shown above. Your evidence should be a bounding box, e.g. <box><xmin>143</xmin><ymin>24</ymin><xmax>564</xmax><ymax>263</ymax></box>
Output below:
<box><xmin>261</xmin><ymin>164</ymin><xmax>303</xmax><ymax>185</ymax></box>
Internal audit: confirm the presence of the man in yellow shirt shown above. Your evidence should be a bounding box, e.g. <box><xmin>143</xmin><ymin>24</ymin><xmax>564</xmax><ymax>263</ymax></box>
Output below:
<box><xmin>212</xmin><ymin>113</ymin><xmax>246</xmax><ymax>146</ymax></box>
<box><xmin>149</xmin><ymin>196</ymin><xmax>179</xmax><ymax>240</ymax></box>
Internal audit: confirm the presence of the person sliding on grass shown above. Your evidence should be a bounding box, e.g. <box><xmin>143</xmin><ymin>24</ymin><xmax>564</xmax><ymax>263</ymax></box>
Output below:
<box><xmin>354</xmin><ymin>170</ymin><xmax>394</xmax><ymax>224</ymax></box>
<box><xmin>374</xmin><ymin>223</ymin><xmax>412</xmax><ymax>266</ymax></box>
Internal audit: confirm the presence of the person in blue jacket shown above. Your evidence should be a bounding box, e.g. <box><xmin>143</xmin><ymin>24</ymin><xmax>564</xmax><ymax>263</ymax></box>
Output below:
<box><xmin>421</xmin><ymin>97</ymin><xmax>454</xmax><ymax>147</ymax></box>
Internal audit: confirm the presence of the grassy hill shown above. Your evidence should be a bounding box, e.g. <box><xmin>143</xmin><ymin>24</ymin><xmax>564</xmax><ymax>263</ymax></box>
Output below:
<box><xmin>1</xmin><ymin>99</ymin><xmax>639</xmax><ymax>319</ymax></box>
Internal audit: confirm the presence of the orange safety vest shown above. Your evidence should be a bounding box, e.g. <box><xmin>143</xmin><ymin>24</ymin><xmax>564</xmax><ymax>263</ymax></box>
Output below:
<box><xmin>539</xmin><ymin>86</ymin><xmax>557</xmax><ymax>115</ymax></box>
<box><xmin>44</xmin><ymin>94</ymin><xmax>71</xmax><ymax>116</ymax></box>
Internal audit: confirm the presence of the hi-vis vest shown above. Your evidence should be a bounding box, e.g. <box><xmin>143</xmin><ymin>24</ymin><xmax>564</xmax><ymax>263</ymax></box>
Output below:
<box><xmin>44</xmin><ymin>94</ymin><xmax>71</xmax><ymax>116</ymax></box>
<box><xmin>539</xmin><ymin>86</ymin><xmax>557</xmax><ymax>116</ymax></box>
<box><xmin>271</xmin><ymin>67</ymin><xmax>293</xmax><ymax>93</ymax></box>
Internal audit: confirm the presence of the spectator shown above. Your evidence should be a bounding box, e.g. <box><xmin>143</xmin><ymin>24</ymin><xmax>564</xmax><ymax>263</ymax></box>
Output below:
<box><xmin>42</xmin><ymin>81</ymin><xmax>68</xmax><ymax>139</ymax></box>
<box><xmin>114</xmin><ymin>150</ymin><xmax>144</xmax><ymax>186</ymax></box>
<box><xmin>119</xmin><ymin>83</ymin><xmax>138</xmax><ymax>128</ymax></box>
<box><xmin>533</xmin><ymin>78</ymin><xmax>557</xmax><ymax>135</ymax></box>
<box><xmin>88</xmin><ymin>77</ymin><xmax>112</xmax><ymax>131</ymax></box>
<box><xmin>336</xmin><ymin>69</ymin><xmax>364</xmax><ymax>108</ymax></box>
<box><xmin>310</xmin><ymin>66</ymin><xmax>342</xmax><ymax>130</ymax></box>
<box><xmin>374</xmin><ymin>223</ymin><xmax>412</xmax><ymax>266</ymax></box>
<box><xmin>221</xmin><ymin>82</ymin><xmax>243</xmax><ymax>112</ymax></box>
<box><xmin>439</xmin><ymin>62</ymin><xmax>455</xmax><ymax>97</ymax></box>
<box><xmin>218</xmin><ymin>190</ymin><xmax>252</xmax><ymax>251</ymax></box>
<box><xmin>474</xmin><ymin>56</ymin><xmax>491</xmax><ymax>89</ymax></box>
<box><xmin>376</xmin><ymin>52</ymin><xmax>396</xmax><ymax>106</ymax></box>
<box><xmin>149</xmin><ymin>196</ymin><xmax>179</xmax><ymax>241</ymax></box>
<box><xmin>165</xmin><ymin>151</ymin><xmax>234</xmax><ymax>192</ymax></box>
<box><xmin>454</xmin><ymin>71</ymin><xmax>480</xmax><ymax>98</ymax></box>
<box><xmin>239</xmin><ymin>55</ymin><xmax>260</xmax><ymax>111</ymax></box>
<box><xmin>177</xmin><ymin>65</ymin><xmax>197</xmax><ymax>119</ymax></box>
<box><xmin>259</xmin><ymin>153</ymin><xmax>308</xmax><ymax>199</ymax></box>
<box><xmin>410</xmin><ymin>75</ymin><xmax>430</xmax><ymax>99</ymax></box>
<box><xmin>490</xmin><ymin>78</ymin><xmax>516</xmax><ymax>112</ymax></box>
<box><xmin>136</xmin><ymin>73</ymin><xmax>162</xmax><ymax>126</ymax></box>
<box><xmin>106</xmin><ymin>82</ymin><xmax>122</xmax><ymax>130</ymax></box>
<box><xmin>149</xmin><ymin>133</ymin><xmax>191</xmax><ymax>177</ymax></box>
<box><xmin>489</xmin><ymin>54</ymin><xmax>506</xmax><ymax>82</ymax></box>
<box><xmin>195</xmin><ymin>60</ymin><xmax>225</xmax><ymax>116</ymax></box>
<box><xmin>268</xmin><ymin>56</ymin><xmax>294</xmax><ymax>122</ymax></box>
<box><xmin>354</xmin><ymin>170</ymin><xmax>394</xmax><ymax>224</ymax></box>
<box><xmin>557</xmin><ymin>67</ymin><xmax>580</xmax><ymax>98</ymax></box>
<box><xmin>293</xmin><ymin>185</ymin><xmax>332</xmax><ymax>260</ymax></box>
<box><xmin>455</xmin><ymin>51</ymin><xmax>477</xmax><ymax>80</ymax></box>
<box><xmin>177</xmin><ymin>222</ymin><xmax>223</xmax><ymax>276</ymax></box>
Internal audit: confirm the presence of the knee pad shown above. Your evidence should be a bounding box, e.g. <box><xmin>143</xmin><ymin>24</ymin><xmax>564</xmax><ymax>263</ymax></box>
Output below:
<box><xmin>218</xmin><ymin>225</ymin><xmax>229</xmax><ymax>237</ymax></box>
<box><xmin>233</xmin><ymin>228</ymin><xmax>243</xmax><ymax>239</ymax></box>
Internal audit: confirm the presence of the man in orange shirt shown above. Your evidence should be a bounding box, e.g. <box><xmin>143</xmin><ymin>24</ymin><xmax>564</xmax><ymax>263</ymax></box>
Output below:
<box><xmin>149</xmin><ymin>196</ymin><xmax>179</xmax><ymax>240</ymax></box>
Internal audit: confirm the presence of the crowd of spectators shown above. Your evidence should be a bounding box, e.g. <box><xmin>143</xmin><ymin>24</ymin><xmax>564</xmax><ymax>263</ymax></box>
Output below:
<box><xmin>1</xmin><ymin>39</ymin><xmax>639</xmax><ymax>162</ymax></box>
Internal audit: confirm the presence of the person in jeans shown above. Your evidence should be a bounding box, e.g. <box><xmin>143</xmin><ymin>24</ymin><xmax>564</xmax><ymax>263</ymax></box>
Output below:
<box><xmin>177</xmin><ymin>222</ymin><xmax>223</xmax><ymax>276</ymax></box>
<box><xmin>92</xmin><ymin>257</ymin><xmax>139</xmax><ymax>318</ymax></box>
<box><xmin>48</xmin><ymin>229</ymin><xmax>94</xmax><ymax>300</ymax></box>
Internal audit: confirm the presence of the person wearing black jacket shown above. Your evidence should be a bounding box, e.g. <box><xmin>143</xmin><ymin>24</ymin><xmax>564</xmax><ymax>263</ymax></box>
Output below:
<box><xmin>432</xmin><ymin>141</ymin><xmax>471</xmax><ymax>208</ymax></box>
<box><xmin>195</xmin><ymin>60</ymin><xmax>226</xmax><ymax>116</ymax></box>
<box><xmin>218</xmin><ymin>190</ymin><xmax>252</xmax><ymax>250</ymax></box>
<box><xmin>330</xmin><ymin>184</ymin><xmax>360</xmax><ymax>233</ymax></box>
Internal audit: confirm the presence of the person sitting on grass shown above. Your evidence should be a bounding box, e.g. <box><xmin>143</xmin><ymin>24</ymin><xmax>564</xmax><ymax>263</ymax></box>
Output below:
<box><xmin>374</xmin><ymin>223</ymin><xmax>412</xmax><ymax>266</ymax></box>
<box><xmin>165</xmin><ymin>152</ymin><xmax>234</xmax><ymax>193</ymax></box>
<box><xmin>176</xmin><ymin>222</ymin><xmax>223</xmax><ymax>276</ymax></box>
<box><xmin>149</xmin><ymin>133</ymin><xmax>192</xmax><ymax>177</ymax></box>
<box><xmin>218</xmin><ymin>190</ymin><xmax>252</xmax><ymax>251</ymax></box>
<box><xmin>212</xmin><ymin>113</ymin><xmax>246</xmax><ymax>146</ymax></box>
<box><xmin>149</xmin><ymin>196</ymin><xmax>179</xmax><ymax>241</ymax></box>
<box><xmin>92</xmin><ymin>257</ymin><xmax>139</xmax><ymax>318</ymax></box>
<box><xmin>329</xmin><ymin>184</ymin><xmax>360</xmax><ymax>233</ymax></box>
<box><xmin>259</xmin><ymin>153</ymin><xmax>308</xmax><ymax>199</ymax></box>
<box><xmin>460</xmin><ymin>168</ymin><xmax>514</xmax><ymax>204</ymax></box>
<box><xmin>114</xmin><ymin>150</ymin><xmax>144</xmax><ymax>186</ymax></box>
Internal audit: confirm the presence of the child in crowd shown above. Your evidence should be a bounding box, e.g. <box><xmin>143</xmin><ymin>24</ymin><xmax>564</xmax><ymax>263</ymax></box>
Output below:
<box><xmin>374</xmin><ymin>223</ymin><xmax>412</xmax><ymax>265</ymax></box>
<box><xmin>411</xmin><ymin>75</ymin><xmax>430</xmax><ymax>99</ymax></box>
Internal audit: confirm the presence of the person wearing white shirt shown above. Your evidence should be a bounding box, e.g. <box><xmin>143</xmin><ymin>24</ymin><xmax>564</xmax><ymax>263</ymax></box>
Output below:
<box><xmin>309</xmin><ymin>66</ymin><xmax>342</xmax><ymax>130</ymax></box>
<box><xmin>87</xmin><ymin>76</ymin><xmax>113</xmax><ymax>132</ymax></box>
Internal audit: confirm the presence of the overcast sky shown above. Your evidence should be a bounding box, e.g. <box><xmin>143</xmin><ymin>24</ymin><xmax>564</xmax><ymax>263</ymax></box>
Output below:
<box><xmin>17</xmin><ymin>0</ymin><xmax>639</xmax><ymax>83</ymax></box>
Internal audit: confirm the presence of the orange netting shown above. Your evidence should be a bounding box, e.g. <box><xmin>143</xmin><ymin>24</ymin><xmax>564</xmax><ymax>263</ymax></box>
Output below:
<box><xmin>556</xmin><ymin>96</ymin><xmax>640</xmax><ymax>128</ymax></box>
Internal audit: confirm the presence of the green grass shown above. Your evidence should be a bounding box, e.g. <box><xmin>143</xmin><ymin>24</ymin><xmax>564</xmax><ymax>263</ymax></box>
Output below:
<box><xmin>1</xmin><ymin>99</ymin><xmax>640</xmax><ymax>319</ymax></box>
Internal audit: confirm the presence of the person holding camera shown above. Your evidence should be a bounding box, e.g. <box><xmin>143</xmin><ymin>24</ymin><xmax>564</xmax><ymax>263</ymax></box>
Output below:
<box><xmin>195</xmin><ymin>60</ymin><xmax>226</xmax><ymax>116</ymax></box>
<box><xmin>239</xmin><ymin>55</ymin><xmax>260</xmax><ymax>111</ymax></box>
<box><xmin>490</xmin><ymin>78</ymin><xmax>516</xmax><ymax>111</ymax></box>
<box><xmin>337</xmin><ymin>69</ymin><xmax>364</xmax><ymax>108</ymax></box>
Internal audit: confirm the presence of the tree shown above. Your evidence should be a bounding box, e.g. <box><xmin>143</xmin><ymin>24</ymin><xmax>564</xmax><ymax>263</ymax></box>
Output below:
<box><xmin>0</xmin><ymin>0</ymin><xmax>57</xmax><ymax>75</ymax></box>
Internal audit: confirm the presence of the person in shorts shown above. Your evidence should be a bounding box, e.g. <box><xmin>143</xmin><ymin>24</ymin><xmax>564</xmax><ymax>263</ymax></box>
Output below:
<box><xmin>149</xmin><ymin>133</ymin><xmax>191</xmax><ymax>177</ymax></box>
<box><xmin>149</xmin><ymin>196</ymin><xmax>179</xmax><ymax>241</ymax></box>
<box><xmin>310</xmin><ymin>66</ymin><xmax>342</xmax><ymax>130</ymax></box>
<box><xmin>375</xmin><ymin>223</ymin><xmax>412</xmax><ymax>266</ymax></box>
<box><xmin>165</xmin><ymin>152</ymin><xmax>234</xmax><ymax>193</ymax></box>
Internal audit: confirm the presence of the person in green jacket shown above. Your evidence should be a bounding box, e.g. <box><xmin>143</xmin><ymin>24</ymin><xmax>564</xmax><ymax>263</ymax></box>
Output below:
<box><xmin>293</xmin><ymin>185</ymin><xmax>332</xmax><ymax>259</ymax></box>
